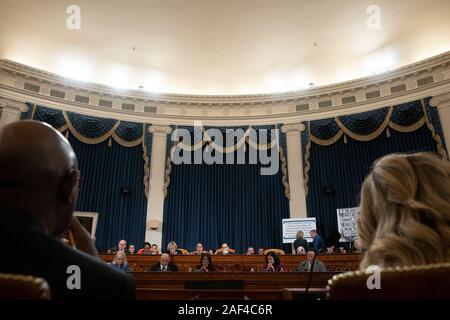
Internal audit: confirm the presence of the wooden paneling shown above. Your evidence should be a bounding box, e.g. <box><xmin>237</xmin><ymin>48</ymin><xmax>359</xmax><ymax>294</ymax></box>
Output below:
<box><xmin>100</xmin><ymin>254</ymin><xmax>362</xmax><ymax>272</ymax></box>
<box><xmin>132</xmin><ymin>272</ymin><xmax>335</xmax><ymax>300</ymax></box>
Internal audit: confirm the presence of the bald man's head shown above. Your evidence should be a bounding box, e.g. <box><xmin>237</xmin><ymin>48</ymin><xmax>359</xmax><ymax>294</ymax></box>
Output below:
<box><xmin>160</xmin><ymin>253</ymin><xmax>171</xmax><ymax>266</ymax></box>
<box><xmin>0</xmin><ymin>120</ymin><xmax>79</xmax><ymax>235</ymax></box>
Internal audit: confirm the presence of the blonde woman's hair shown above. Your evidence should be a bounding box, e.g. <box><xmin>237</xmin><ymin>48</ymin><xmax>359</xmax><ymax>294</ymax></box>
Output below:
<box><xmin>112</xmin><ymin>251</ymin><xmax>127</xmax><ymax>265</ymax></box>
<box><xmin>296</xmin><ymin>230</ymin><xmax>304</xmax><ymax>239</ymax></box>
<box><xmin>167</xmin><ymin>241</ymin><xmax>178</xmax><ymax>251</ymax></box>
<box><xmin>358</xmin><ymin>152</ymin><xmax>450</xmax><ymax>269</ymax></box>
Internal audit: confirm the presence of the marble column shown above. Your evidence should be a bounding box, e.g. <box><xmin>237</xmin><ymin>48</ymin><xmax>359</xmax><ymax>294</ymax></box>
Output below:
<box><xmin>0</xmin><ymin>98</ymin><xmax>28</xmax><ymax>127</ymax></box>
<box><xmin>430</xmin><ymin>92</ymin><xmax>450</xmax><ymax>151</ymax></box>
<box><xmin>145</xmin><ymin>125</ymin><xmax>172</xmax><ymax>249</ymax></box>
<box><xmin>281</xmin><ymin>123</ymin><xmax>308</xmax><ymax>219</ymax></box>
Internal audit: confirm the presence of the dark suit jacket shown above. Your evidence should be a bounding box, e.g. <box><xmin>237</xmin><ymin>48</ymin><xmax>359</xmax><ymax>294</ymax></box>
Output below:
<box><xmin>297</xmin><ymin>260</ymin><xmax>327</xmax><ymax>272</ymax></box>
<box><xmin>312</xmin><ymin>235</ymin><xmax>324</xmax><ymax>251</ymax></box>
<box><xmin>149</xmin><ymin>262</ymin><xmax>179</xmax><ymax>272</ymax></box>
<box><xmin>0</xmin><ymin>211</ymin><xmax>135</xmax><ymax>299</ymax></box>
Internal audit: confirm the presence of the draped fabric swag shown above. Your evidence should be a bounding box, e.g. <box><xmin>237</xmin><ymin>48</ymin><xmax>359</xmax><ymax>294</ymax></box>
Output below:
<box><xmin>301</xmin><ymin>98</ymin><xmax>448</xmax><ymax>238</ymax></box>
<box><xmin>24</xmin><ymin>104</ymin><xmax>151</xmax><ymax>251</ymax></box>
<box><xmin>162</xmin><ymin>125</ymin><xmax>290</xmax><ymax>253</ymax></box>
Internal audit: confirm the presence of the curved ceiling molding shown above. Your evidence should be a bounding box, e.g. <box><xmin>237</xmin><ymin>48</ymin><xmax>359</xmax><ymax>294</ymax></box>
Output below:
<box><xmin>0</xmin><ymin>52</ymin><xmax>450</xmax><ymax>126</ymax></box>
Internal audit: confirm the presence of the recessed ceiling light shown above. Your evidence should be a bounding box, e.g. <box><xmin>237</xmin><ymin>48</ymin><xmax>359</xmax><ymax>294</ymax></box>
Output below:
<box><xmin>144</xmin><ymin>71</ymin><xmax>164</xmax><ymax>92</ymax></box>
<box><xmin>105</xmin><ymin>64</ymin><xmax>130</xmax><ymax>89</ymax></box>
<box><xmin>363</xmin><ymin>51</ymin><xmax>395</xmax><ymax>75</ymax></box>
<box><xmin>56</xmin><ymin>56</ymin><xmax>91</xmax><ymax>82</ymax></box>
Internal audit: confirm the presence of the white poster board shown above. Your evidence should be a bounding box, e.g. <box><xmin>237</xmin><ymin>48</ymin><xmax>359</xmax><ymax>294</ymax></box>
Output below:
<box><xmin>336</xmin><ymin>207</ymin><xmax>360</xmax><ymax>242</ymax></box>
<box><xmin>282</xmin><ymin>218</ymin><xmax>317</xmax><ymax>243</ymax></box>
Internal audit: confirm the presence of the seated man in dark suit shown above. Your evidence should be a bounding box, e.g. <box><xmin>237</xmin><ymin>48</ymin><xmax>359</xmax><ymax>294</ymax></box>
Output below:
<box><xmin>108</xmin><ymin>239</ymin><xmax>130</xmax><ymax>254</ymax></box>
<box><xmin>297</xmin><ymin>250</ymin><xmax>327</xmax><ymax>272</ymax></box>
<box><xmin>0</xmin><ymin>121</ymin><xmax>135</xmax><ymax>299</ymax></box>
<box><xmin>149</xmin><ymin>253</ymin><xmax>179</xmax><ymax>272</ymax></box>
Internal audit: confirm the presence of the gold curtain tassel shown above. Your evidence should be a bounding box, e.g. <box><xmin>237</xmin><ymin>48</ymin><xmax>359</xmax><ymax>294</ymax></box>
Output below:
<box><xmin>386</xmin><ymin>127</ymin><xmax>391</xmax><ymax>138</ymax></box>
<box><xmin>65</xmin><ymin>130</ymin><xmax>69</xmax><ymax>139</ymax></box>
<box><xmin>343</xmin><ymin>134</ymin><xmax>348</xmax><ymax>144</ymax></box>
<box><xmin>108</xmin><ymin>136</ymin><xmax>112</xmax><ymax>147</ymax></box>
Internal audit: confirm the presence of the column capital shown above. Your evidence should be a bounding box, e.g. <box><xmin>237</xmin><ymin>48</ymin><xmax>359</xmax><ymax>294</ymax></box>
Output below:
<box><xmin>149</xmin><ymin>125</ymin><xmax>172</xmax><ymax>136</ymax></box>
<box><xmin>281</xmin><ymin>123</ymin><xmax>305</xmax><ymax>134</ymax></box>
<box><xmin>430</xmin><ymin>92</ymin><xmax>450</xmax><ymax>109</ymax></box>
<box><xmin>0</xmin><ymin>98</ymin><xmax>28</xmax><ymax>113</ymax></box>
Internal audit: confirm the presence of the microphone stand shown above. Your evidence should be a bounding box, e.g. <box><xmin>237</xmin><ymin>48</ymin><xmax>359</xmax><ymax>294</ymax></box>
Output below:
<box><xmin>302</xmin><ymin>247</ymin><xmax>326</xmax><ymax>300</ymax></box>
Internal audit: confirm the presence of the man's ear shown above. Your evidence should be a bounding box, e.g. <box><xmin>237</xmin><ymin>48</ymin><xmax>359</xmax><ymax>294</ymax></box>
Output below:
<box><xmin>60</xmin><ymin>169</ymin><xmax>79</xmax><ymax>204</ymax></box>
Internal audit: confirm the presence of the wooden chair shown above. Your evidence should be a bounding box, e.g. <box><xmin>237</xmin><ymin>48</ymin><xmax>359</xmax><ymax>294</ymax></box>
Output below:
<box><xmin>263</xmin><ymin>249</ymin><xmax>285</xmax><ymax>255</ymax></box>
<box><xmin>0</xmin><ymin>273</ymin><xmax>51</xmax><ymax>300</ymax></box>
<box><xmin>327</xmin><ymin>262</ymin><xmax>450</xmax><ymax>300</ymax></box>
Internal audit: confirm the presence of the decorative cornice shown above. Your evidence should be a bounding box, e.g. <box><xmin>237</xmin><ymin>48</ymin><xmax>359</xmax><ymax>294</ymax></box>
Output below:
<box><xmin>149</xmin><ymin>125</ymin><xmax>172</xmax><ymax>135</ymax></box>
<box><xmin>1</xmin><ymin>52</ymin><xmax>450</xmax><ymax>126</ymax></box>
<box><xmin>430</xmin><ymin>92</ymin><xmax>450</xmax><ymax>109</ymax></box>
<box><xmin>281</xmin><ymin>123</ymin><xmax>305</xmax><ymax>134</ymax></box>
<box><xmin>0</xmin><ymin>97</ymin><xmax>28</xmax><ymax>112</ymax></box>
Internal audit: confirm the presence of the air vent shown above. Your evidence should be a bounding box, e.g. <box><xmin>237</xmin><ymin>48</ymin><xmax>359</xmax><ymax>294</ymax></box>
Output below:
<box><xmin>99</xmin><ymin>99</ymin><xmax>113</xmax><ymax>108</ymax></box>
<box><xmin>318</xmin><ymin>100</ymin><xmax>332</xmax><ymax>109</ymax></box>
<box><xmin>417</xmin><ymin>76</ymin><xmax>434</xmax><ymax>87</ymax></box>
<box><xmin>75</xmin><ymin>95</ymin><xmax>89</xmax><ymax>104</ymax></box>
<box><xmin>365</xmin><ymin>90</ymin><xmax>381</xmax><ymax>100</ymax></box>
<box><xmin>24</xmin><ymin>82</ymin><xmax>40</xmax><ymax>93</ymax></box>
<box><xmin>390</xmin><ymin>84</ymin><xmax>407</xmax><ymax>94</ymax></box>
<box><xmin>342</xmin><ymin>96</ymin><xmax>356</xmax><ymax>104</ymax></box>
<box><xmin>50</xmin><ymin>89</ymin><xmax>66</xmax><ymax>99</ymax></box>
<box><xmin>122</xmin><ymin>103</ymin><xmax>135</xmax><ymax>111</ymax></box>
<box><xmin>144</xmin><ymin>106</ymin><xmax>158</xmax><ymax>113</ymax></box>
<box><xmin>295</xmin><ymin>104</ymin><xmax>309</xmax><ymax>112</ymax></box>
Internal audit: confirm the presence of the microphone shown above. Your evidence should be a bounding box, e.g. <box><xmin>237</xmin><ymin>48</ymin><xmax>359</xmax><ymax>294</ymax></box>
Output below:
<box><xmin>303</xmin><ymin>231</ymin><xmax>341</xmax><ymax>300</ymax></box>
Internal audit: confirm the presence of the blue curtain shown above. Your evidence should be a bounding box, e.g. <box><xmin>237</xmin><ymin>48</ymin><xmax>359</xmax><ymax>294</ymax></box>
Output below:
<box><xmin>305</xmin><ymin>124</ymin><xmax>438</xmax><ymax>238</ymax></box>
<box><xmin>68</xmin><ymin>134</ymin><xmax>147</xmax><ymax>251</ymax></box>
<box><xmin>162</xmin><ymin>128</ymin><xmax>290</xmax><ymax>253</ymax></box>
<box><xmin>26</xmin><ymin>105</ymin><xmax>149</xmax><ymax>251</ymax></box>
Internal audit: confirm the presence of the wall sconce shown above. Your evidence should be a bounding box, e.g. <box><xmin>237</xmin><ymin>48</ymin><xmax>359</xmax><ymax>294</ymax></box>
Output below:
<box><xmin>147</xmin><ymin>219</ymin><xmax>161</xmax><ymax>231</ymax></box>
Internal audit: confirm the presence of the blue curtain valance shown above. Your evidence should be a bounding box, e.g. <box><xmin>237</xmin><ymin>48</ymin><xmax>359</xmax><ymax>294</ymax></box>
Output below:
<box><xmin>33</xmin><ymin>105</ymin><xmax>67</xmax><ymax>129</ymax></box>
<box><xmin>310</xmin><ymin>118</ymin><xmax>342</xmax><ymax>143</ymax></box>
<box><xmin>24</xmin><ymin>104</ymin><xmax>152</xmax><ymax>199</ymax></box>
<box><xmin>303</xmin><ymin>98</ymin><xmax>448</xmax><ymax>197</ymax></box>
<box><xmin>66</xmin><ymin>112</ymin><xmax>118</xmax><ymax>139</ymax></box>
<box><xmin>163</xmin><ymin>124</ymin><xmax>290</xmax><ymax>200</ymax></box>
<box><xmin>307</xmin><ymin>99</ymin><xmax>446</xmax><ymax>150</ymax></box>
<box><xmin>338</xmin><ymin>107</ymin><xmax>391</xmax><ymax>136</ymax></box>
<box><xmin>390</xmin><ymin>100</ymin><xmax>424</xmax><ymax>127</ymax></box>
<box><xmin>29</xmin><ymin>105</ymin><xmax>144</xmax><ymax>147</ymax></box>
<box><xmin>170</xmin><ymin>125</ymin><xmax>280</xmax><ymax>150</ymax></box>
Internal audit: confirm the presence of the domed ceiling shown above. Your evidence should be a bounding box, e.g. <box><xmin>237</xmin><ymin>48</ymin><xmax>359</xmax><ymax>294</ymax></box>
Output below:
<box><xmin>1</xmin><ymin>0</ymin><xmax>449</xmax><ymax>95</ymax></box>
